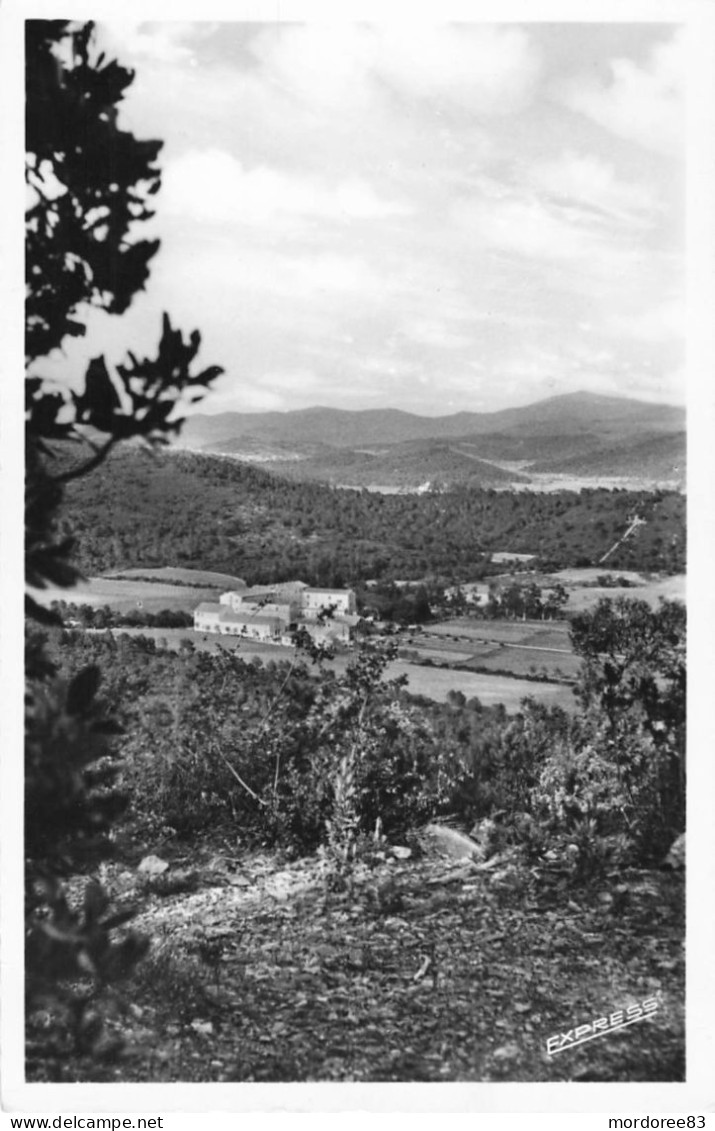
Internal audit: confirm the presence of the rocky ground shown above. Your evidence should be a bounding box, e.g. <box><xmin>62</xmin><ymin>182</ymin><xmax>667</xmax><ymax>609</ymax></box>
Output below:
<box><xmin>27</xmin><ymin>835</ymin><xmax>685</xmax><ymax>1084</ymax></box>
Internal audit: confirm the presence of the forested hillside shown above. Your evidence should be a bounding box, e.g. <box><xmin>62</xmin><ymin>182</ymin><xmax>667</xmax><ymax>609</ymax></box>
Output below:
<box><xmin>266</xmin><ymin>437</ymin><xmax>529</xmax><ymax>488</ymax></box>
<box><xmin>59</xmin><ymin>447</ymin><xmax>685</xmax><ymax>584</ymax></box>
<box><xmin>531</xmin><ymin>431</ymin><xmax>685</xmax><ymax>480</ymax></box>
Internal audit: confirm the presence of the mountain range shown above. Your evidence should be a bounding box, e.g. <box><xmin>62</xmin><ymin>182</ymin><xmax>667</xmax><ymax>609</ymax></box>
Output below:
<box><xmin>175</xmin><ymin>392</ymin><xmax>686</xmax><ymax>490</ymax></box>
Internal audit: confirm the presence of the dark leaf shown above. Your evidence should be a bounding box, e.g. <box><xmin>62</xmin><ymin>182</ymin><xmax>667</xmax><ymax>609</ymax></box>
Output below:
<box><xmin>66</xmin><ymin>665</ymin><xmax>101</xmax><ymax>715</ymax></box>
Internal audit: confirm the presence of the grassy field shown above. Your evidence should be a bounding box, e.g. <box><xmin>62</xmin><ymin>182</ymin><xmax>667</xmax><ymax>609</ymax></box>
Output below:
<box><xmin>109</xmin><ymin>567</ymin><xmax>247</xmax><ymax>588</ymax></box>
<box><xmin>387</xmin><ymin>661</ymin><xmax>576</xmax><ymax>712</ymax></box>
<box><xmin>563</xmin><ymin>575</ymin><xmax>685</xmax><ymax>612</ymax></box>
<box><xmin>552</xmin><ymin>568</ymin><xmax>649</xmax><ymax>584</ymax></box>
<box><xmin>29</xmin><ymin>578</ymin><xmax>219</xmax><ymax>615</ymax></box>
<box><xmin>462</xmin><ymin>648</ymin><xmax>580</xmax><ymax>682</ymax></box>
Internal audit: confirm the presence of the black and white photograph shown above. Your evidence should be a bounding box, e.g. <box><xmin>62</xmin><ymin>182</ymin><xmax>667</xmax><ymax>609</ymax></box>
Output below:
<box><xmin>4</xmin><ymin>0</ymin><xmax>715</xmax><ymax>1119</ymax></box>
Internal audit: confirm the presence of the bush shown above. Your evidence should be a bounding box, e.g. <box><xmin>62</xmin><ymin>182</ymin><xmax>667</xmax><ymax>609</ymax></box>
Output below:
<box><xmin>532</xmin><ymin>739</ymin><xmax>628</xmax><ymax>834</ymax></box>
<box><xmin>104</xmin><ymin>639</ymin><xmax>457</xmax><ymax>854</ymax></box>
<box><xmin>442</xmin><ymin>698</ymin><xmax>569</xmax><ymax>825</ymax></box>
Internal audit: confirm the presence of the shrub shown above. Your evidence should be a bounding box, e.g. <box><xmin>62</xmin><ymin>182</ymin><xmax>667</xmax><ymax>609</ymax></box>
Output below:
<box><xmin>114</xmin><ymin>639</ymin><xmax>456</xmax><ymax>854</ymax></box>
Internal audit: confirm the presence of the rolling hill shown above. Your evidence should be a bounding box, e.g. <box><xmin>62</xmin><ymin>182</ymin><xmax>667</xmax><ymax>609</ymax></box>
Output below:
<box><xmin>269</xmin><ymin>439</ymin><xmax>531</xmax><ymax>488</ymax></box>
<box><xmin>532</xmin><ymin>431</ymin><xmax>686</xmax><ymax>481</ymax></box>
<box><xmin>175</xmin><ymin>392</ymin><xmax>685</xmax><ymax>489</ymax></box>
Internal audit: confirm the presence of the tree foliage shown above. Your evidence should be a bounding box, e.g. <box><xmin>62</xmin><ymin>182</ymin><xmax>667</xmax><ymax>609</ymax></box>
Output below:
<box><xmin>570</xmin><ymin>598</ymin><xmax>685</xmax><ymax>745</ymax></box>
<box><xmin>567</xmin><ymin>598</ymin><xmax>686</xmax><ymax>858</ymax></box>
<box><xmin>24</xmin><ymin>19</ymin><xmax>222</xmax><ymax>1063</ymax></box>
<box><xmin>26</xmin><ymin>21</ymin><xmax>161</xmax><ymax>362</ymax></box>
<box><xmin>25</xmin><ymin>21</ymin><xmax>223</xmax><ymax>615</ymax></box>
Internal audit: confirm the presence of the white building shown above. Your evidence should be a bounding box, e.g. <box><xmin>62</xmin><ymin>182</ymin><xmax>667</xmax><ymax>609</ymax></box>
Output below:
<box><xmin>193</xmin><ymin>603</ymin><xmax>285</xmax><ymax>640</ymax></box>
<box><xmin>195</xmin><ymin>583</ymin><xmax>358</xmax><ymax>645</ymax></box>
<box><xmin>301</xmin><ymin>614</ymin><xmax>360</xmax><ymax>647</ymax></box>
<box><xmin>194</xmin><ymin>602</ymin><xmax>224</xmax><ymax>632</ymax></box>
<box><xmin>219</xmin><ymin>586</ymin><xmax>302</xmax><ymax>619</ymax></box>
<box><xmin>302</xmin><ymin>587</ymin><xmax>356</xmax><ymax>618</ymax></box>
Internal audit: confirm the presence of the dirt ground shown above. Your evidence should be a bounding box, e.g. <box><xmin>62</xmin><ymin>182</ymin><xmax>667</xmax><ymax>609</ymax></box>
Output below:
<box><xmin>27</xmin><ymin>845</ymin><xmax>684</xmax><ymax>1084</ymax></box>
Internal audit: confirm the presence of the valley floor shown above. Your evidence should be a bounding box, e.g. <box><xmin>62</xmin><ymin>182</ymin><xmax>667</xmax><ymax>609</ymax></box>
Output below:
<box><xmin>87</xmin><ymin>625</ymin><xmax>578</xmax><ymax>712</ymax></box>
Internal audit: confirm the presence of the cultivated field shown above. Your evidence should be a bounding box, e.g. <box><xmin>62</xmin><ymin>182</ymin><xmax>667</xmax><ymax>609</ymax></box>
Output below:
<box><xmin>406</xmin><ymin>619</ymin><xmax>580</xmax><ymax>682</ymax></box>
<box><xmin>422</xmin><ymin>619</ymin><xmax>572</xmax><ymax>648</ymax></box>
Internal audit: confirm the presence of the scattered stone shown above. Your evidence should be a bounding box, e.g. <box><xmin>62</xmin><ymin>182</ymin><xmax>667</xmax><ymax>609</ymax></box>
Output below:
<box><xmin>190</xmin><ymin>1020</ymin><xmax>214</xmax><ymax>1036</ymax></box>
<box><xmin>426</xmin><ymin>863</ymin><xmax>474</xmax><ymax>886</ymax></box>
<box><xmin>472</xmin><ymin>851</ymin><xmax>510</xmax><ymax>872</ymax></box>
<box><xmin>206</xmin><ymin>855</ymin><xmax>228</xmax><ymax>874</ymax></box>
<box><xmin>493</xmin><ymin>1042</ymin><xmax>520</xmax><ymax>1061</ymax></box>
<box><xmin>140</xmin><ymin>868</ymin><xmax>200</xmax><ymax>896</ymax></box>
<box><xmin>390</xmin><ymin>845</ymin><xmax>412</xmax><ymax>860</ymax></box>
<box><xmin>661</xmin><ymin>833</ymin><xmax>685</xmax><ymax>870</ymax></box>
<box><xmin>422</xmin><ymin>823</ymin><xmax>485</xmax><ymax>861</ymax></box>
<box><xmin>137</xmin><ymin>854</ymin><xmax>169</xmax><ymax>876</ymax></box>
<box><xmin>470</xmin><ymin>817</ymin><xmax>499</xmax><ymax>856</ymax></box>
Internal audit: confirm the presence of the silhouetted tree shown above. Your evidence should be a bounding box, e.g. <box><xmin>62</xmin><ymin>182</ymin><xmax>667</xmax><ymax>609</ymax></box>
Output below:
<box><xmin>26</xmin><ymin>20</ymin><xmax>223</xmax><ymax>619</ymax></box>
<box><xmin>24</xmin><ymin>20</ymin><xmax>222</xmax><ymax>1072</ymax></box>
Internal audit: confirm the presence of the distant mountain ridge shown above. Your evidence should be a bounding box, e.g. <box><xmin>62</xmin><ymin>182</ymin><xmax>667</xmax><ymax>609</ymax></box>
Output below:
<box><xmin>179</xmin><ymin>392</ymin><xmax>684</xmax><ymax>447</ymax></box>
<box><xmin>175</xmin><ymin>392</ymin><xmax>685</xmax><ymax>489</ymax></box>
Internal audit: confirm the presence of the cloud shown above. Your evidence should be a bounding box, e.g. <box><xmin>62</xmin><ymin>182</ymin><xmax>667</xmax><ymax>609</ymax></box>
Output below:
<box><xmin>450</xmin><ymin>168</ymin><xmax>659</xmax><ymax>305</ymax></box>
<box><xmin>246</xmin><ymin>23</ymin><xmax>540</xmax><ymax>117</ymax></box>
<box><xmin>528</xmin><ymin>151</ymin><xmax>660</xmax><ymax>227</ymax></box>
<box><xmin>399</xmin><ymin>318</ymin><xmax>474</xmax><ymax>350</ymax></box>
<box><xmin>248</xmin><ymin>24</ymin><xmax>375</xmax><ymax>110</ymax></box>
<box><xmin>371</xmin><ymin>24</ymin><xmax>541</xmax><ymax>115</ymax></box>
<box><xmin>255</xmin><ymin>368</ymin><xmax>322</xmax><ymax>393</ymax></box>
<box><xmin>559</xmin><ymin>29</ymin><xmax>684</xmax><ymax>156</ymax></box>
<box><xmin>608</xmin><ymin>298</ymin><xmax>685</xmax><ymax>344</ymax></box>
<box><xmin>160</xmin><ymin>148</ymin><xmax>413</xmax><ymax>227</ymax></box>
<box><xmin>74</xmin><ymin>22</ymin><xmax>683</xmax><ymax>416</ymax></box>
<box><xmin>454</xmin><ymin>192</ymin><xmax>599</xmax><ymax>264</ymax></box>
<box><xmin>215</xmin><ymin>385</ymin><xmax>286</xmax><ymax>412</ymax></box>
<box><xmin>98</xmin><ymin>21</ymin><xmax>209</xmax><ymax>64</ymax></box>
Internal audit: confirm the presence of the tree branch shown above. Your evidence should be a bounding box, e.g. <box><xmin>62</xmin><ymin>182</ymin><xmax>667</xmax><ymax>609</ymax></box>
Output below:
<box><xmin>213</xmin><ymin>746</ymin><xmax>266</xmax><ymax>807</ymax></box>
<box><xmin>52</xmin><ymin>437</ymin><xmax>117</xmax><ymax>485</ymax></box>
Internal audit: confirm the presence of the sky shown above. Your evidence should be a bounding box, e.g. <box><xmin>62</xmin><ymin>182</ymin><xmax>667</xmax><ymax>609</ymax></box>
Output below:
<box><xmin>46</xmin><ymin>20</ymin><xmax>686</xmax><ymax>416</ymax></box>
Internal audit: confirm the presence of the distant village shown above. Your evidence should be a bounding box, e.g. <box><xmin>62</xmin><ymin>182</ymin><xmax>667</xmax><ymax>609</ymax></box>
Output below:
<box><xmin>194</xmin><ymin>582</ymin><xmax>360</xmax><ymax>646</ymax></box>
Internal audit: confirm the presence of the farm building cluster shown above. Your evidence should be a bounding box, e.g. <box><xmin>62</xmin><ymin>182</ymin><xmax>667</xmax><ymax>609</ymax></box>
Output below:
<box><xmin>193</xmin><ymin>581</ymin><xmax>359</xmax><ymax>646</ymax></box>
